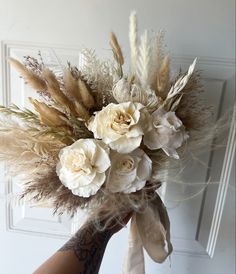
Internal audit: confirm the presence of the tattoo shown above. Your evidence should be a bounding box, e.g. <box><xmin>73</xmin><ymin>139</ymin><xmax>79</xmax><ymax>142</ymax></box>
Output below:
<box><xmin>59</xmin><ymin>224</ymin><xmax>112</xmax><ymax>274</ymax></box>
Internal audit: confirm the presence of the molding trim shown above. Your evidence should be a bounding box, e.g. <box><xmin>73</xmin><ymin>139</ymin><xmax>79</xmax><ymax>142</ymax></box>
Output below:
<box><xmin>206</xmin><ymin>106</ymin><xmax>235</xmax><ymax>257</ymax></box>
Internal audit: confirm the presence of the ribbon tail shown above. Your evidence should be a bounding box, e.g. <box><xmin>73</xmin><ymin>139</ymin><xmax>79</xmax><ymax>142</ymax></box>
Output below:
<box><xmin>122</xmin><ymin>214</ymin><xmax>145</xmax><ymax>274</ymax></box>
<box><xmin>136</xmin><ymin>193</ymin><xmax>173</xmax><ymax>263</ymax></box>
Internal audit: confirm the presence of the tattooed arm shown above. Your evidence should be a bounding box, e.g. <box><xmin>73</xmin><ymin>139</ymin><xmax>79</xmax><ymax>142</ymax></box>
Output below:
<box><xmin>33</xmin><ymin>214</ymin><xmax>131</xmax><ymax>274</ymax></box>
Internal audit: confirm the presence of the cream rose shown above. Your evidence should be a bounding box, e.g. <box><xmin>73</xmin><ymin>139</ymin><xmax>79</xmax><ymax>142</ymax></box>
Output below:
<box><xmin>144</xmin><ymin>107</ymin><xmax>189</xmax><ymax>159</ymax></box>
<box><xmin>106</xmin><ymin>148</ymin><xmax>152</xmax><ymax>193</ymax></box>
<box><xmin>56</xmin><ymin>139</ymin><xmax>110</xmax><ymax>197</ymax></box>
<box><xmin>88</xmin><ymin>102</ymin><xmax>150</xmax><ymax>153</ymax></box>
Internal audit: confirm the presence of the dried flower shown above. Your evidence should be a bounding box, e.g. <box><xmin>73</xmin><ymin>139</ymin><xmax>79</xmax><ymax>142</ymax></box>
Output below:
<box><xmin>110</xmin><ymin>32</ymin><xmax>124</xmax><ymax>65</ymax></box>
<box><xmin>29</xmin><ymin>97</ymin><xmax>69</xmax><ymax>127</ymax></box>
<box><xmin>156</xmin><ymin>55</ymin><xmax>170</xmax><ymax>97</ymax></box>
<box><xmin>56</xmin><ymin>139</ymin><xmax>111</xmax><ymax>197</ymax></box>
<box><xmin>8</xmin><ymin>57</ymin><xmax>47</xmax><ymax>91</ymax></box>
<box><xmin>78</xmin><ymin>78</ymin><xmax>95</xmax><ymax>109</ymax></box>
<box><xmin>63</xmin><ymin>69</ymin><xmax>82</xmax><ymax>102</ymax></box>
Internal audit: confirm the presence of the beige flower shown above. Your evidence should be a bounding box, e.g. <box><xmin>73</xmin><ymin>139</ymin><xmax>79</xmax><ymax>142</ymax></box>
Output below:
<box><xmin>88</xmin><ymin>102</ymin><xmax>150</xmax><ymax>153</ymax></box>
<box><xmin>106</xmin><ymin>148</ymin><xmax>152</xmax><ymax>193</ymax></box>
<box><xmin>144</xmin><ymin>107</ymin><xmax>188</xmax><ymax>159</ymax></box>
<box><xmin>56</xmin><ymin>139</ymin><xmax>110</xmax><ymax>197</ymax></box>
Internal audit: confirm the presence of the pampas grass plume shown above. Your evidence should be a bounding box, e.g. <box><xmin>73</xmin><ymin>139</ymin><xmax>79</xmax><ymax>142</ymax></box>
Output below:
<box><xmin>64</xmin><ymin>69</ymin><xmax>82</xmax><ymax>102</ymax></box>
<box><xmin>110</xmin><ymin>32</ymin><xmax>124</xmax><ymax>65</ymax></box>
<box><xmin>42</xmin><ymin>68</ymin><xmax>76</xmax><ymax>114</ymax></box>
<box><xmin>74</xmin><ymin>101</ymin><xmax>90</xmax><ymax>121</ymax></box>
<box><xmin>78</xmin><ymin>78</ymin><xmax>95</xmax><ymax>109</ymax></box>
<box><xmin>156</xmin><ymin>55</ymin><xmax>170</xmax><ymax>97</ymax></box>
<box><xmin>29</xmin><ymin>97</ymin><xmax>68</xmax><ymax>127</ymax></box>
<box><xmin>8</xmin><ymin>57</ymin><xmax>47</xmax><ymax>91</ymax></box>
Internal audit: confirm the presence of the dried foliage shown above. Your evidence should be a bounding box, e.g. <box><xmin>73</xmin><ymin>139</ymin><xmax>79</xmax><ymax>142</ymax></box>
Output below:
<box><xmin>0</xmin><ymin>13</ymin><xmax>220</xmax><ymax>220</ymax></box>
<box><xmin>9</xmin><ymin>57</ymin><xmax>47</xmax><ymax>91</ymax></box>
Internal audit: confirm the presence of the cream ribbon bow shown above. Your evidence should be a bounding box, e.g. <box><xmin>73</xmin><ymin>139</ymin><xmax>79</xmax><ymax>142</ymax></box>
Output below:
<box><xmin>123</xmin><ymin>194</ymin><xmax>173</xmax><ymax>274</ymax></box>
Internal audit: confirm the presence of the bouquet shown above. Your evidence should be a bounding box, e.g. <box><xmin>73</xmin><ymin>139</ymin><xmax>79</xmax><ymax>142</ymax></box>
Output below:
<box><xmin>0</xmin><ymin>12</ymin><xmax>213</xmax><ymax>272</ymax></box>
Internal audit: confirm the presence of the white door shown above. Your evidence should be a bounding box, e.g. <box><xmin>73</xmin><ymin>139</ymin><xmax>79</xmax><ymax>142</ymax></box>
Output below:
<box><xmin>0</xmin><ymin>1</ymin><xmax>235</xmax><ymax>274</ymax></box>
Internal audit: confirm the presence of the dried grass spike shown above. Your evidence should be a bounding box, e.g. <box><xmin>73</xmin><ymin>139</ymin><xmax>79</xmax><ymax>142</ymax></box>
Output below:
<box><xmin>8</xmin><ymin>57</ymin><xmax>47</xmax><ymax>91</ymax></box>
<box><xmin>64</xmin><ymin>69</ymin><xmax>82</xmax><ymax>102</ymax></box>
<box><xmin>78</xmin><ymin>79</ymin><xmax>95</xmax><ymax>109</ymax></box>
<box><xmin>74</xmin><ymin>101</ymin><xmax>90</xmax><ymax>121</ymax></box>
<box><xmin>156</xmin><ymin>55</ymin><xmax>170</xmax><ymax>97</ymax></box>
<box><xmin>29</xmin><ymin>97</ymin><xmax>69</xmax><ymax>127</ymax></box>
<box><xmin>129</xmin><ymin>11</ymin><xmax>139</xmax><ymax>75</ymax></box>
<box><xmin>42</xmin><ymin>68</ymin><xmax>75</xmax><ymax>114</ymax></box>
<box><xmin>110</xmin><ymin>32</ymin><xmax>124</xmax><ymax>65</ymax></box>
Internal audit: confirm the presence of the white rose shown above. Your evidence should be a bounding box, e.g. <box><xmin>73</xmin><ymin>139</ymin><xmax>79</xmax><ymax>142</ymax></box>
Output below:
<box><xmin>88</xmin><ymin>102</ymin><xmax>150</xmax><ymax>153</ymax></box>
<box><xmin>106</xmin><ymin>148</ymin><xmax>152</xmax><ymax>194</ymax></box>
<box><xmin>112</xmin><ymin>78</ymin><xmax>163</xmax><ymax>112</ymax></box>
<box><xmin>56</xmin><ymin>139</ymin><xmax>110</xmax><ymax>197</ymax></box>
<box><xmin>144</xmin><ymin>107</ymin><xmax>189</xmax><ymax>159</ymax></box>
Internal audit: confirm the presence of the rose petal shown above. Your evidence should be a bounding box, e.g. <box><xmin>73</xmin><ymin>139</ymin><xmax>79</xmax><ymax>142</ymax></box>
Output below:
<box><xmin>110</xmin><ymin>135</ymin><xmax>142</xmax><ymax>153</ymax></box>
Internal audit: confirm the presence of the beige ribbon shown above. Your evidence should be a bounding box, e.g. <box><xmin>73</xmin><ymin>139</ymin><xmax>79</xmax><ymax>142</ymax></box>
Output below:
<box><xmin>123</xmin><ymin>194</ymin><xmax>173</xmax><ymax>274</ymax></box>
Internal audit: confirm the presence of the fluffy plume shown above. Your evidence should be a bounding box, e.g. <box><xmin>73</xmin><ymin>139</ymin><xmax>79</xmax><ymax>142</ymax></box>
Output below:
<box><xmin>78</xmin><ymin>78</ymin><xmax>95</xmax><ymax>109</ymax></box>
<box><xmin>110</xmin><ymin>32</ymin><xmax>124</xmax><ymax>65</ymax></box>
<box><xmin>80</xmin><ymin>48</ymin><xmax>116</xmax><ymax>107</ymax></box>
<box><xmin>136</xmin><ymin>30</ymin><xmax>152</xmax><ymax>88</ymax></box>
<box><xmin>74</xmin><ymin>101</ymin><xmax>90</xmax><ymax>121</ymax></box>
<box><xmin>29</xmin><ymin>97</ymin><xmax>69</xmax><ymax>127</ymax></box>
<box><xmin>42</xmin><ymin>68</ymin><xmax>87</xmax><ymax>118</ymax></box>
<box><xmin>63</xmin><ymin>69</ymin><xmax>82</xmax><ymax>102</ymax></box>
<box><xmin>129</xmin><ymin>11</ymin><xmax>139</xmax><ymax>76</ymax></box>
<box><xmin>0</xmin><ymin>115</ymin><xmax>65</xmax><ymax>184</ymax></box>
<box><xmin>156</xmin><ymin>55</ymin><xmax>170</xmax><ymax>98</ymax></box>
<box><xmin>8</xmin><ymin>57</ymin><xmax>47</xmax><ymax>91</ymax></box>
